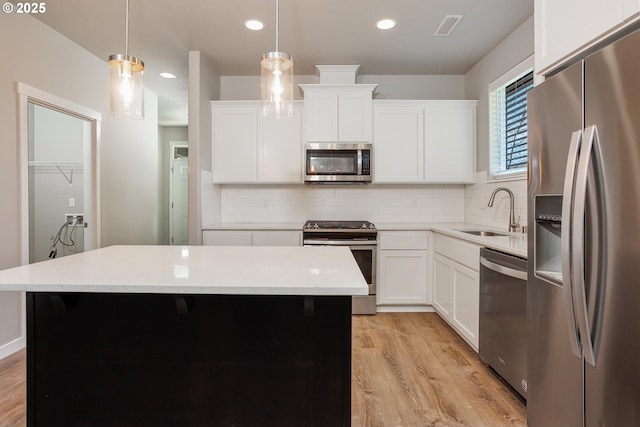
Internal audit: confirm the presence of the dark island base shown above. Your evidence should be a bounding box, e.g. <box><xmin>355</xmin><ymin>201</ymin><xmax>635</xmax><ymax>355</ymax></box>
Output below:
<box><xmin>26</xmin><ymin>293</ymin><xmax>352</xmax><ymax>426</ymax></box>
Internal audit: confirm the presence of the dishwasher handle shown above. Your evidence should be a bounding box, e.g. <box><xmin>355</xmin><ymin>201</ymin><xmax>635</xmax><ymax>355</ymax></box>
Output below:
<box><xmin>480</xmin><ymin>257</ymin><xmax>527</xmax><ymax>281</ymax></box>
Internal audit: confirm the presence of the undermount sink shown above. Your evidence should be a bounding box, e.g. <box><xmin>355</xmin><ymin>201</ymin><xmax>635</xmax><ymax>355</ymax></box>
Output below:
<box><xmin>456</xmin><ymin>230</ymin><xmax>507</xmax><ymax>237</ymax></box>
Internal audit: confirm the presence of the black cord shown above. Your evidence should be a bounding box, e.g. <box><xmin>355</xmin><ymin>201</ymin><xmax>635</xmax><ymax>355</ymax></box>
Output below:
<box><xmin>49</xmin><ymin>219</ymin><xmax>80</xmax><ymax>258</ymax></box>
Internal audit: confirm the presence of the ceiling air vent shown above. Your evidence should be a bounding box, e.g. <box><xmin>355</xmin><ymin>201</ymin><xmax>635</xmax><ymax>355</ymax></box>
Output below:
<box><xmin>433</xmin><ymin>15</ymin><xmax>463</xmax><ymax>37</ymax></box>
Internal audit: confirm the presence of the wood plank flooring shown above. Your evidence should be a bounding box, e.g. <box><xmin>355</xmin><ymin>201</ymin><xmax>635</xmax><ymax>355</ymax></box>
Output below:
<box><xmin>0</xmin><ymin>348</ymin><xmax>25</xmax><ymax>427</ymax></box>
<box><xmin>352</xmin><ymin>313</ymin><xmax>526</xmax><ymax>426</ymax></box>
<box><xmin>0</xmin><ymin>312</ymin><xmax>525</xmax><ymax>427</ymax></box>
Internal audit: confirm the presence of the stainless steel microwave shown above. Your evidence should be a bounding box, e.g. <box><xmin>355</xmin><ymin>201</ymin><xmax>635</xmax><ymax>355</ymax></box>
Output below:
<box><xmin>304</xmin><ymin>143</ymin><xmax>372</xmax><ymax>184</ymax></box>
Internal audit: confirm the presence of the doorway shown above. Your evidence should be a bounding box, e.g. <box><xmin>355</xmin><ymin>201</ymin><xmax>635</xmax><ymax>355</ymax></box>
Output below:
<box><xmin>169</xmin><ymin>142</ymin><xmax>188</xmax><ymax>245</ymax></box>
<box><xmin>18</xmin><ymin>83</ymin><xmax>100</xmax><ymax>265</ymax></box>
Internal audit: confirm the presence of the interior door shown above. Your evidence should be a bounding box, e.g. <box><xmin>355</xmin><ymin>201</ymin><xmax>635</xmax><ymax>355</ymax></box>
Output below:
<box><xmin>169</xmin><ymin>143</ymin><xmax>189</xmax><ymax>245</ymax></box>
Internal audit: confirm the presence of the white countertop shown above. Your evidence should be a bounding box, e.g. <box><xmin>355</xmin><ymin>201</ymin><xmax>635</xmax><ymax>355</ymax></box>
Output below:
<box><xmin>201</xmin><ymin>221</ymin><xmax>528</xmax><ymax>258</ymax></box>
<box><xmin>0</xmin><ymin>245</ymin><xmax>369</xmax><ymax>296</ymax></box>
<box><xmin>380</xmin><ymin>222</ymin><xmax>528</xmax><ymax>259</ymax></box>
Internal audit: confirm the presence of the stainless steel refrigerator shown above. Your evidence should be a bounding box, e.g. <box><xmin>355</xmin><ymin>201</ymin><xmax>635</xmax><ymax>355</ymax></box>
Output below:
<box><xmin>527</xmin><ymin>27</ymin><xmax>640</xmax><ymax>427</ymax></box>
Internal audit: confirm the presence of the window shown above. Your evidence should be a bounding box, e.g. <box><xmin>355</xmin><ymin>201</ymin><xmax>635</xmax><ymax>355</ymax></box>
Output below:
<box><xmin>489</xmin><ymin>56</ymin><xmax>534</xmax><ymax>180</ymax></box>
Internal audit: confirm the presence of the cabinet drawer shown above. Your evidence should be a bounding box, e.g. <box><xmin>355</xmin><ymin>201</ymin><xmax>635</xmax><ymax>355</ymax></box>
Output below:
<box><xmin>379</xmin><ymin>231</ymin><xmax>428</xmax><ymax>250</ymax></box>
<box><xmin>433</xmin><ymin>234</ymin><xmax>480</xmax><ymax>270</ymax></box>
<box><xmin>202</xmin><ymin>230</ymin><xmax>252</xmax><ymax>246</ymax></box>
<box><xmin>252</xmin><ymin>231</ymin><xmax>301</xmax><ymax>246</ymax></box>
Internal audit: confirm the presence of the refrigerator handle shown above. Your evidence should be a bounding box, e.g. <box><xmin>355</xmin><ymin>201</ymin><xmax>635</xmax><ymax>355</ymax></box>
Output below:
<box><xmin>573</xmin><ymin>125</ymin><xmax>598</xmax><ymax>366</ymax></box>
<box><xmin>561</xmin><ymin>129</ymin><xmax>583</xmax><ymax>358</ymax></box>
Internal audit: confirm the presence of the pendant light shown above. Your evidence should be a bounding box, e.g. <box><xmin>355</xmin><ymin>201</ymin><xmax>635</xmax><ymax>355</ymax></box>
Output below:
<box><xmin>108</xmin><ymin>0</ymin><xmax>144</xmax><ymax>119</ymax></box>
<box><xmin>261</xmin><ymin>0</ymin><xmax>294</xmax><ymax>119</ymax></box>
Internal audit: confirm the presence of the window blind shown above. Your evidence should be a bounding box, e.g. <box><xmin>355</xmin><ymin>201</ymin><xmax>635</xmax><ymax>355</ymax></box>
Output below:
<box><xmin>504</xmin><ymin>71</ymin><xmax>533</xmax><ymax>170</ymax></box>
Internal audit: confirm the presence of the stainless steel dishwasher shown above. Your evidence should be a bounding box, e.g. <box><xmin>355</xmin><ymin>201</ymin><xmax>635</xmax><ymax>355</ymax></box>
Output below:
<box><xmin>479</xmin><ymin>247</ymin><xmax>528</xmax><ymax>399</ymax></box>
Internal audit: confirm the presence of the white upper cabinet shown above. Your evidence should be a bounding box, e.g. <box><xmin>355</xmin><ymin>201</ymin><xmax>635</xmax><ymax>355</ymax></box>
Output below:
<box><xmin>373</xmin><ymin>105</ymin><xmax>424</xmax><ymax>182</ymax></box>
<box><xmin>373</xmin><ymin>100</ymin><xmax>477</xmax><ymax>184</ymax></box>
<box><xmin>424</xmin><ymin>105</ymin><xmax>476</xmax><ymax>183</ymax></box>
<box><xmin>299</xmin><ymin>85</ymin><xmax>376</xmax><ymax>142</ymax></box>
<box><xmin>211</xmin><ymin>103</ymin><xmax>259</xmax><ymax>183</ymax></box>
<box><xmin>259</xmin><ymin>104</ymin><xmax>303</xmax><ymax>183</ymax></box>
<box><xmin>536</xmin><ymin>0</ymin><xmax>640</xmax><ymax>75</ymax></box>
<box><xmin>211</xmin><ymin>101</ymin><xmax>303</xmax><ymax>184</ymax></box>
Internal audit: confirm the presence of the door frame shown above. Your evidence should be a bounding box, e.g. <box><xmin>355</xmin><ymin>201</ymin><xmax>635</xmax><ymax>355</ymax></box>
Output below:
<box><xmin>16</xmin><ymin>82</ymin><xmax>101</xmax><ymax>265</ymax></box>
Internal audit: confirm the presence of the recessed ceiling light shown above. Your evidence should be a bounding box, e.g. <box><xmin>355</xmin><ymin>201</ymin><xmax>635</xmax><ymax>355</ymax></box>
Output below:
<box><xmin>160</xmin><ymin>72</ymin><xmax>177</xmax><ymax>79</ymax></box>
<box><xmin>245</xmin><ymin>20</ymin><xmax>264</xmax><ymax>31</ymax></box>
<box><xmin>376</xmin><ymin>19</ymin><xmax>396</xmax><ymax>30</ymax></box>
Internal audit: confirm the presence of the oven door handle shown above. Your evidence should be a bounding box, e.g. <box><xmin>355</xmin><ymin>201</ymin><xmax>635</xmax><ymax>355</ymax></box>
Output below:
<box><xmin>303</xmin><ymin>239</ymin><xmax>377</xmax><ymax>246</ymax></box>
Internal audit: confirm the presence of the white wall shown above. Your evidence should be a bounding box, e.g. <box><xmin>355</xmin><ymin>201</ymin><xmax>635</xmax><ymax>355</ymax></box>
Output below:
<box><xmin>0</xmin><ymin>14</ymin><xmax>159</xmax><ymax>358</ymax></box>
<box><xmin>188</xmin><ymin>52</ymin><xmax>221</xmax><ymax>244</ymax></box>
<box><xmin>465</xmin><ymin>16</ymin><xmax>534</xmax><ymax>173</ymax></box>
<box><xmin>463</xmin><ymin>16</ymin><xmax>533</xmax><ymax>228</ymax></box>
<box><xmin>220</xmin><ymin>74</ymin><xmax>465</xmax><ymax>100</ymax></box>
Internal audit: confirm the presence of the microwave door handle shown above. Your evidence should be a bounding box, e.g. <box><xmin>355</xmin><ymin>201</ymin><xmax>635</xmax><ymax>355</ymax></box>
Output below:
<box><xmin>561</xmin><ymin>129</ymin><xmax>583</xmax><ymax>359</ymax></box>
<box><xmin>357</xmin><ymin>150</ymin><xmax>363</xmax><ymax>175</ymax></box>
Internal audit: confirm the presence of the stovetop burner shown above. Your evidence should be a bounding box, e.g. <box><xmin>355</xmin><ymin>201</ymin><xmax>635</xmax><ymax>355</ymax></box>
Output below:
<box><xmin>303</xmin><ymin>220</ymin><xmax>376</xmax><ymax>231</ymax></box>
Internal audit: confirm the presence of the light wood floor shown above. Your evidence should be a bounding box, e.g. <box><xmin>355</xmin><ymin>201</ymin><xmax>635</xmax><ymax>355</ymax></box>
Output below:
<box><xmin>352</xmin><ymin>313</ymin><xmax>526</xmax><ymax>426</ymax></box>
<box><xmin>0</xmin><ymin>348</ymin><xmax>25</xmax><ymax>427</ymax></box>
<box><xmin>0</xmin><ymin>312</ymin><xmax>525</xmax><ymax>427</ymax></box>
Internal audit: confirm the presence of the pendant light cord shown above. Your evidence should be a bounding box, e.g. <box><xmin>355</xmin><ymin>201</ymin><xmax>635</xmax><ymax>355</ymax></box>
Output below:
<box><xmin>275</xmin><ymin>0</ymin><xmax>279</xmax><ymax>52</ymax></box>
<box><xmin>125</xmin><ymin>0</ymin><xmax>130</xmax><ymax>57</ymax></box>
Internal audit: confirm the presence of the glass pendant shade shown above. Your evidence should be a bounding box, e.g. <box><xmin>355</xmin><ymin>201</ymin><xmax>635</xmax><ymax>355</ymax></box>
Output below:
<box><xmin>261</xmin><ymin>52</ymin><xmax>294</xmax><ymax>118</ymax></box>
<box><xmin>109</xmin><ymin>54</ymin><xmax>144</xmax><ymax>119</ymax></box>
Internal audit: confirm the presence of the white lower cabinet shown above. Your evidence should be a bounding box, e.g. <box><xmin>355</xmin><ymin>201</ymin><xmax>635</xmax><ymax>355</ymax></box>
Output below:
<box><xmin>377</xmin><ymin>231</ymin><xmax>429</xmax><ymax>308</ymax></box>
<box><xmin>432</xmin><ymin>233</ymin><xmax>481</xmax><ymax>350</ymax></box>
<box><xmin>202</xmin><ymin>230</ymin><xmax>301</xmax><ymax>246</ymax></box>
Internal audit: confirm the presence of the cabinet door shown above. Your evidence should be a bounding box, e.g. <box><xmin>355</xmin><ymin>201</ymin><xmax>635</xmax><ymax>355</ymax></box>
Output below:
<box><xmin>424</xmin><ymin>106</ymin><xmax>475</xmax><ymax>183</ymax></box>
<box><xmin>202</xmin><ymin>230</ymin><xmax>252</xmax><ymax>246</ymax></box>
<box><xmin>211</xmin><ymin>106</ymin><xmax>258</xmax><ymax>182</ymax></box>
<box><xmin>259</xmin><ymin>104</ymin><xmax>303</xmax><ymax>183</ymax></box>
<box><xmin>452</xmin><ymin>263</ymin><xmax>479</xmax><ymax>349</ymax></box>
<box><xmin>378</xmin><ymin>250</ymin><xmax>428</xmax><ymax>305</ymax></box>
<box><xmin>338</xmin><ymin>91</ymin><xmax>372</xmax><ymax>141</ymax></box>
<box><xmin>432</xmin><ymin>253</ymin><xmax>453</xmax><ymax>319</ymax></box>
<box><xmin>373</xmin><ymin>107</ymin><xmax>424</xmax><ymax>183</ymax></box>
<box><xmin>535</xmin><ymin>0</ymin><xmax>625</xmax><ymax>74</ymax></box>
<box><xmin>304</xmin><ymin>91</ymin><xmax>338</xmax><ymax>141</ymax></box>
<box><xmin>251</xmin><ymin>231</ymin><xmax>301</xmax><ymax>246</ymax></box>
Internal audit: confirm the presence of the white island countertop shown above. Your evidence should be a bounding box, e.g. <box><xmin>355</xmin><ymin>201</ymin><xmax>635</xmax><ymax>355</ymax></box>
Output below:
<box><xmin>0</xmin><ymin>245</ymin><xmax>369</xmax><ymax>296</ymax></box>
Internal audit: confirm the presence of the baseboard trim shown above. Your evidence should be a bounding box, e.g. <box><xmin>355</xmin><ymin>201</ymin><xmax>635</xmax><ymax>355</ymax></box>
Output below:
<box><xmin>0</xmin><ymin>336</ymin><xmax>25</xmax><ymax>360</ymax></box>
<box><xmin>376</xmin><ymin>305</ymin><xmax>435</xmax><ymax>313</ymax></box>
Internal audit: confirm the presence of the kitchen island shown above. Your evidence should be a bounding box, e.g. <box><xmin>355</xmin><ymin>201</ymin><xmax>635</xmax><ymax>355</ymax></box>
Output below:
<box><xmin>0</xmin><ymin>245</ymin><xmax>368</xmax><ymax>427</ymax></box>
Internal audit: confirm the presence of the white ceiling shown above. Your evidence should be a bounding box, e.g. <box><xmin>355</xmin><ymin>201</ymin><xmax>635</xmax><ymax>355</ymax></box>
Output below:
<box><xmin>35</xmin><ymin>0</ymin><xmax>533</xmax><ymax>126</ymax></box>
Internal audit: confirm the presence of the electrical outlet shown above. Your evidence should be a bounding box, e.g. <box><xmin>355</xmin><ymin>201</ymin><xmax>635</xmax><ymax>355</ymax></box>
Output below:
<box><xmin>65</xmin><ymin>214</ymin><xmax>84</xmax><ymax>226</ymax></box>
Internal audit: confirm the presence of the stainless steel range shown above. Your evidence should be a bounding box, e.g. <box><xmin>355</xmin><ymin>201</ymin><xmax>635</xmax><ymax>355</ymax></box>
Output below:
<box><xmin>303</xmin><ymin>220</ymin><xmax>377</xmax><ymax>315</ymax></box>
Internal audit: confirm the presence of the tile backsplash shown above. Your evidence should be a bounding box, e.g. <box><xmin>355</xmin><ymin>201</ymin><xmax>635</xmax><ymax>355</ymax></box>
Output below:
<box><xmin>219</xmin><ymin>184</ymin><xmax>466</xmax><ymax>223</ymax></box>
<box><xmin>203</xmin><ymin>171</ymin><xmax>527</xmax><ymax>227</ymax></box>
<box><xmin>464</xmin><ymin>171</ymin><xmax>527</xmax><ymax>230</ymax></box>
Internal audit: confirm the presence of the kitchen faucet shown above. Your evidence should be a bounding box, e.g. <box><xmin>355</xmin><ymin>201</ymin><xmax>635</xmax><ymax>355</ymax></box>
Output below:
<box><xmin>488</xmin><ymin>187</ymin><xmax>520</xmax><ymax>232</ymax></box>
